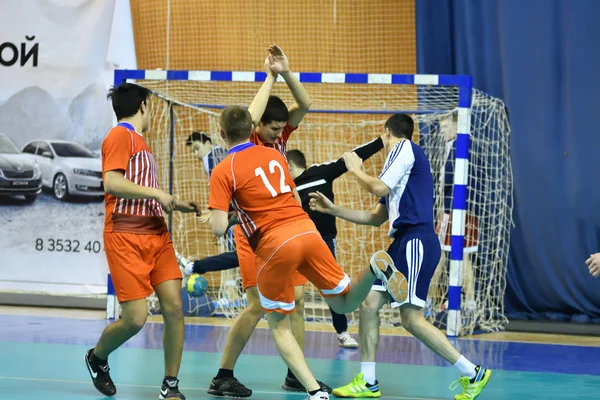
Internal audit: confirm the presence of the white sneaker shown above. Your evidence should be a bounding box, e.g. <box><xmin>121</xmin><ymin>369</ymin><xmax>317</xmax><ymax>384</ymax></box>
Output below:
<box><xmin>369</xmin><ymin>250</ymin><xmax>408</xmax><ymax>304</ymax></box>
<box><xmin>306</xmin><ymin>390</ymin><xmax>329</xmax><ymax>400</ymax></box>
<box><xmin>337</xmin><ymin>332</ymin><xmax>359</xmax><ymax>348</ymax></box>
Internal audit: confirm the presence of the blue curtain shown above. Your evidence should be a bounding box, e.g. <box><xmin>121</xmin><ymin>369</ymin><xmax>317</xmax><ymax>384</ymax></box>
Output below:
<box><xmin>416</xmin><ymin>0</ymin><xmax>600</xmax><ymax>321</ymax></box>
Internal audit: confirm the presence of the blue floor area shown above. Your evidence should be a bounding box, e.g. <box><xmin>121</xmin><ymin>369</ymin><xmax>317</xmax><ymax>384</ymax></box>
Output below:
<box><xmin>1</xmin><ymin>314</ymin><xmax>599</xmax><ymax>399</ymax></box>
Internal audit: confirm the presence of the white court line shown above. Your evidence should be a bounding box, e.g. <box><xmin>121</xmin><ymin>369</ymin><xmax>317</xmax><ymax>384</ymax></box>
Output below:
<box><xmin>0</xmin><ymin>375</ymin><xmax>446</xmax><ymax>400</ymax></box>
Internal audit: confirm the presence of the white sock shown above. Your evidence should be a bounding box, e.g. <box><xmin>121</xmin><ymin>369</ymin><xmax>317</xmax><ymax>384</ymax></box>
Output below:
<box><xmin>454</xmin><ymin>355</ymin><xmax>477</xmax><ymax>379</ymax></box>
<box><xmin>361</xmin><ymin>362</ymin><xmax>376</xmax><ymax>385</ymax></box>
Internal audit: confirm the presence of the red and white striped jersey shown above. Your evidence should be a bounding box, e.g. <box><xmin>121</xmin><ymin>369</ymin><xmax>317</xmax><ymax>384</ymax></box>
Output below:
<box><xmin>249</xmin><ymin>123</ymin><xmax>296</xmax><ymax>157</ymax></box>
<box><xmin>102</xmin><ymin>122</ymin><xmax>164</xmax><ymax>233</ymax></box>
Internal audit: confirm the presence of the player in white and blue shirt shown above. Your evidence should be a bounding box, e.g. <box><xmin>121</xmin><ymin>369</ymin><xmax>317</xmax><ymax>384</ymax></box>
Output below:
<box><xmin>309</xmin><ymin>114</ymin><xmax>491</xmax><ymax>400</ymax></box>
<box><xmin>178</xmin><ymin>131</ymin><xmax>235</xmax><ymax>273</ymax></box>
<box><xmin>374</xmin><ymin>132</ymin><xmax>440</xmax><ymax>307</ymax></box>
<box><xmin>186</xmin><ymin>131</ymin><xmax>228</xmax><ymax>178</ymax></box>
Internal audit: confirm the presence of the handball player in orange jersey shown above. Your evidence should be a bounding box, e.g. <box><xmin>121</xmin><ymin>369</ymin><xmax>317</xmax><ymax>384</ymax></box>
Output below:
<box><xmin>206</xmin><ymin>44</ymin><xmax>325</xmax><ymax>397</ymax></box>
<box><xmin>84</xmin><ymin>83</ymin><xmax>198</xmax><ymax>400</ymax></box>
<box><xmin>208</xmin><ymin>105</ymin><xmax>400</xmax><ymax>400</ymax></box>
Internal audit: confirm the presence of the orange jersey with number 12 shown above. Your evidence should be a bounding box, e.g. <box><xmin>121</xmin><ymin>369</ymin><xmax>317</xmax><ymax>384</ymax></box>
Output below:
<box><xmin>208</xmin><ymin>142</ymin><xmax>308</xmax><ymax>240</ymax></box>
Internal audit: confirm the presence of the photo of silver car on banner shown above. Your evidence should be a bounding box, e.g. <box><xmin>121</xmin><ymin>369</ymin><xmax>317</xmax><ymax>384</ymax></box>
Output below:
<box><xmin>0</xmin><ymin>0</ymin><xmax>128</xmax><ymax>304</ymax></box>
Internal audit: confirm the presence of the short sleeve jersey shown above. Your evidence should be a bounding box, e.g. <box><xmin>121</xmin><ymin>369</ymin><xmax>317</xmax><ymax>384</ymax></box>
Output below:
<box><xmin>378</xmin><ymin>140</ymin><xmax>435</xmax><ymax>237</ymax></box>
<box><xmin>208</xmin><ymin>142</ymin><xmax>307</xmax><ymax>239</ymax></box>
<box><xmin>249</xmin><ymin>123</ymin><xmax>296</xmax><ymax>157</ymax></box>
<box><xmin>102</xmin><ymin>122</ymin><xmax>163</xmax><ymax>232</ymax></box>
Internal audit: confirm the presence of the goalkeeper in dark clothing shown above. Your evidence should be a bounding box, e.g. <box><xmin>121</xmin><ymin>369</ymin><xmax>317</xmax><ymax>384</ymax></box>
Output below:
<box><xmin>181</xmin><ymin>136</ymin><xmax>384</xmax><ymax>347</ymax></box>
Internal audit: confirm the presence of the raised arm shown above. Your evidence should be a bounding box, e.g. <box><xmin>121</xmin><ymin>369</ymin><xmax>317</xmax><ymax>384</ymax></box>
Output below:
<box><xmin>268</xmin><ymin>44</ymin><xmax>311</xmax><ymax>128</ymax></box>
<box><xmin>248</xmin><ymin>56</ymin><xmax>278</xmax><ymax>126</ymax></box>
<box><xmin>316</xmin><ymin>136</ymin><xmax>385</xmax><ymax>182</ymax></box>
<box><xmin>308</xmin><ymin>191</ymin><xmax>388</xmax><ymax>227</ymax></box>
<box><xmin>354</xmin><ymin>136</ymin><xmax>384</xmax><ymax>162</ymax></box>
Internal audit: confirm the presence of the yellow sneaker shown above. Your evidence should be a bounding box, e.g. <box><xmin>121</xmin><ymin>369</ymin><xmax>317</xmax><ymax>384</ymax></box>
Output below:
<box><xmin>332</xmin><ymin>373</ymin><xmax>381</xmax><ymax>398</ymax></box>
<box><xmin>449</xmin><ymin>366</ymin><xmax>492</xmax><ymax>399</ymax></box>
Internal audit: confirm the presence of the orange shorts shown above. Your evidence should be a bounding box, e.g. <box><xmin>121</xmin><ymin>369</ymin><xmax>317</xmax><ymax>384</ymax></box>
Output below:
<box><xmin>234</xmin><ymin>224</ymin><xmax>307</xmax><ymax>291</ymax></box>
<box><xmin>104</xmin><ymin>231</ymin><xmax>182</xmax><ymax>302</ymax></box>
<box><xmin>435</xmin><ymin>213</ymin><xmax>479</xmax><ymax>253</ymax></box>
<box><xmin>253</xmin><ymin>219</ymin><xmax>350</xmax><ymax>314</ymax></box>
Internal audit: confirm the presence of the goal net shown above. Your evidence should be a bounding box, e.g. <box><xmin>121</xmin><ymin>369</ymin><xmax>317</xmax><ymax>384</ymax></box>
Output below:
<box><xmin>112</xmin><ymin>70</ymin><xmax>512</xmax><ymax>336</ymax></box>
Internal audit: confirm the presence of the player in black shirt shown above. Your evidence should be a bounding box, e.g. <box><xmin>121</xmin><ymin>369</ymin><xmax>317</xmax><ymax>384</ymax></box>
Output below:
<box><xmin>288</xmin><ymin>137</ymin><xmax>384</xmax><ymax>241</ymax></box>
<box><xmin>286</xmin><ymin>136</ymin><xmax>383</xmax><ymax>346</ymax></box>
<box><xmin>180</xmin><ymin>136</ymin><xmax>383</xmax><ymax>347</ymax></box>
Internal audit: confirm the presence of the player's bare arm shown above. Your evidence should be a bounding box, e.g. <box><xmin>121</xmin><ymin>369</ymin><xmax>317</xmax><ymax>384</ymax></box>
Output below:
<box><xmin>197</xmin><ymin>209</ymin><xmax>237</xmax><ymax>226</ymax></box>
<box><xmin>268</xmin><ymin>44</ymin><xmax>312</xmax><ymax>127</ymax></box>
<box><xmin>104</xmin><ymin>170</ymin><xmax>177</xmax><ymax>213</ymax></box>
<box><xmin>343</xmin><ymin>151</ymin><xmax>390</xmax><ymax>197</ymax></box>
<box><xmin>586</xmin><ymin>253</ymin><xmax>600</xmax><ymax>278</ymax></box>
<box><xmin>209</xmin><ymin>209</ymin><xmax>230</xmax><ymax>237</ymax></box>
<box><xmin>309</xmin><ymin>191</ymin><xmax>388</xmax><ymax>226</ymax></box>
<box><xmin>248</xmin><ymin>56</ymin><xmax>278</xmax><ymax>126</ymax></box>
<box><xmin>209</xmin><ymin>209</ymin><xmax>229</xmax><ymax>237</ymax></box>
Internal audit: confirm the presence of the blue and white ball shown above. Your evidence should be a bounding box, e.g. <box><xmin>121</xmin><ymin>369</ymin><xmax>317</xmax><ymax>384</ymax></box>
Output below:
<box><xmin>186</xmin><ymin>273</ymin><xmax>208</xmax><ymax>297</ymax></box>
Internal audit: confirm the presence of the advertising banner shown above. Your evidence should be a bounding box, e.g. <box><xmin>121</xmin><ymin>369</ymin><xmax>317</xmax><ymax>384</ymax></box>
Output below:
<box><xmin>0</xmin><ymin>0</ymin><xmax>117</xmax><ymax>296</ymax></box>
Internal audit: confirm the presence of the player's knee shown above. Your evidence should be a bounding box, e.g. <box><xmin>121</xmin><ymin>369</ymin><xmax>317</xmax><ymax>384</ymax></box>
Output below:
<box><xmin>294</xmin><ymin>295</ymin><xmax>305</xmax><ymax>315</ymax></box>
<box><xmin>122</xmin><ymin>310</ymin><xmax>147</xmax><ymax>333</ymax></box>
<box><xmin>162</xmin><ymin>300</ymin><xmax>184</xmax><ymax>323</ymax></box>
<box><xmin>360</xmin><ymin>292</ymin><xmax>382</xmax><ymax>317</ymax></box>
<box><xmin>399</xmin><ymin>305</ymin><xmax>425</xmax><ymax>332</ymax></box>
<box><xmin>158</xmin><ymin>290</ymin><xmax>184</xmax><ymax>320</ymax></box>
<box><xmin>245</xmin><ymin>295</ymin><xmax>266</xmax><ymax>320</ymax></box>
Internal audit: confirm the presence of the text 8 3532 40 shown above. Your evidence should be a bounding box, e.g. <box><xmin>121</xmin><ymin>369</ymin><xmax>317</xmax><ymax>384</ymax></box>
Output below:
<box><xmin>34</xmin><ymin>238</ymin><xmax>103</xmax><ymax>253</ymax></box>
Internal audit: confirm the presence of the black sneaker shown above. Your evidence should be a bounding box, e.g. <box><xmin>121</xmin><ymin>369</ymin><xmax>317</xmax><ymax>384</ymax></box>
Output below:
<box><xmin>159</xmin><ymin>378</ymin><xmax>185</xmax><ymax>399</ymax></box>
<box><xmin>207</xmin><ymin>376</ymin><xmax>252</xmax><ymax>398</ymax></box>
<box><xmin>282</xmin><ymin>375</ymin><xmax>332</xmax><ymax>393</ymax></box>
<box><xmin>84</xmin><ymin>349</ymin><xmax>116</xmax><ymax>396</ymax></box>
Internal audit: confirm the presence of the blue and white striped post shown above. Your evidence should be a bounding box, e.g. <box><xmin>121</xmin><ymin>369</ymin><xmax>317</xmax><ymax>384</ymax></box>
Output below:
<box><xmin>447</xmin><ymin>77</ymin><xmax>474</xmax><ymax>337</ymax></box>
<box><xmin>109</xmin><ymin>69</ymin><xmax>475</xmax><ymax>336</ymax></box>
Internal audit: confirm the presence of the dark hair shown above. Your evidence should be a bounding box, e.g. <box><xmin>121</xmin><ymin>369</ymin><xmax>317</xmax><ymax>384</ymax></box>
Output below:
<box><xmin>260</xmin><ymin>95</ymin><xmax>289</xmax><ymax>125</ymax></box>
<box><xmin>220</xmin><ymin>106</ymin><xmax>254</xmax><ymax>142</ymax></box>
<box><xmin>385</xmin><ymin>114</ymin><xmax>414</xmax><ymax>140</ymax></box>
<box><xmin>107</xmin><ymin>83</ymin><xmax>151</xmax><ymax>120</ymax></box>
<box><xmin>286</xmin><ymin>149</ymin><xmax>307</xmax><ymax>169</ymax></box>
<box><xmin>186</xmin><ymin>131</ymin><xmax>211</xmax><ymax>146</ymax></box>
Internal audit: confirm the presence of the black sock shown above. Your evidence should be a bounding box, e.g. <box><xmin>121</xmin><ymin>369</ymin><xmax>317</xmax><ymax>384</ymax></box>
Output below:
<box><xmin>287</xmin><ymin>368</ymin><xmax>296</xmax><ymax>379</ymax></box>
<box><xmin>89</xmin><ymin>350</ymin><xmax>107</xmax><ymax>365</ymax></box>
<box><xmin>164</xmin><ymin>376</ymin><xmax>178</xmax><ymax>386</ymax></box>
<box><xmin>216</xmin><ymin>368</ymin><xmax>234</xmax><ymax>379</ymax></box>
<box><xmin>308</xmin><ymin>388</ymin><xmax>321</xmax><ymax>396</ymax></box>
